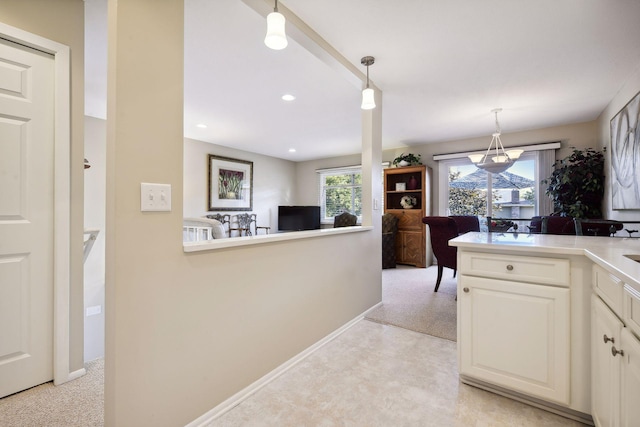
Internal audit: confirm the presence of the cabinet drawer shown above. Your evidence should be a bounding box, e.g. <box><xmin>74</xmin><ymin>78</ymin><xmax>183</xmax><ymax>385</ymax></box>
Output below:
<box><xmin>395</xmin><ymin>209</ymin><xmax>422</xmax><ymax>230</ymax></box>
<box><xmin>593</xmin><ymin>264</ymin><xmax>624</xmax><ymax>315</ymax></box>
<box><xmin>460</xmin><ymin>252</ymin><xmax>570</xmax><ymax>286</ymax></box>
<box><xmin>625</xmin><ymin>284</ymin><xmax>640</xmax><ymax>339</ymax></box>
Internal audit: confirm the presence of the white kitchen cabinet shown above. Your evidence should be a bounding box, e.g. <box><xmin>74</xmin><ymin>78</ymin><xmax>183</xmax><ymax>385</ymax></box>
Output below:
<box><xmin>620</xmin><ymin>328</ymin><xmax>640</xmax><ymax>427</ymax></box>
<box><xmin>459</xmin><ymin>274</ymin><xmax>571</xmax><ymax>404</ymax></box>
<box><xmin>591</xmin><ymin>265</ymin><xmax>640</xmax><ymax>427</ymax></box>
<box><xmin>591</xmin><ymin>295</ymin><xmax>623</xmax><ymax>427</ymax></box>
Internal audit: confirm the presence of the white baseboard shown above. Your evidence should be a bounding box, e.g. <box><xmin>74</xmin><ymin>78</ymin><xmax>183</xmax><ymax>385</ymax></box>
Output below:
<box><xmin>54</xmin><ymin>367</ymin><xmax>86</xmax><ymax>386</ymax></box>
<box><xmin>185</xmin><ymin>302</ymin><xmax>383</xmax><ymax>427</ymax></box>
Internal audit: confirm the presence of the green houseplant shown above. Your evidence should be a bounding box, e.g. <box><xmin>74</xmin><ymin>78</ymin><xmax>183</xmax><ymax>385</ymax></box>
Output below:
<box><xmin>542</xmin><ymin>147</ymin><xmax>605</xmax><ymax>218</ymax></box>
<box><xmin>392</xmin><ymin>153</ymin><xmax>422</xmax><ymax>167</ymax></box>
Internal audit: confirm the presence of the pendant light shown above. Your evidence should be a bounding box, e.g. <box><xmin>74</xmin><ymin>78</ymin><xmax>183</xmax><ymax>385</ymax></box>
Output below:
<box><xmin>264</xmin><ymin>0</ymin><xmax>287</xmax><ymax>50</ymax></box>
<box><xmin>468</xmin><ymin>109</ymin><xmax>523</xmax><ymax>174</ymax></box>
<box><xmin>360</xmin><ymin>56</ymin><xmax>376</xmax><ymax>110</ymax></box>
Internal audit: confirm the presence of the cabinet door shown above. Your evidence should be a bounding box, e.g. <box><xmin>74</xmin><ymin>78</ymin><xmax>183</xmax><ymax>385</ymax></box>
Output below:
<box><xmin>396</xmin><ymin>209</ymin><xmax>422</xmax><ymax>231</ymax></box>
<box><xmin>396</xmin><ymin>231</ymin><xmax>424</xmax><ymax>267</ymax></box>
<box><xmin>621</xmin><ymin>328</ymin><xmax>640</xmax><ymax>427</ymax></box>
<box><xmin>459</xmin><ymin>275</ymin><xmax>570</xmax><ymax>404</ymax></box>
<box><xmin>592</xmin><ymin>295</ymin><xmax>623</xmax><ymax>427</ymax></box>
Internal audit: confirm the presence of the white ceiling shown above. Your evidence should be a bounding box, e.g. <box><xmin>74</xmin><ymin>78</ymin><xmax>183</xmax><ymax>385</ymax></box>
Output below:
<box><xmin>85</xmin><ymin>0</ymin><xmax>640</xmax><ymax>162</ymax></box>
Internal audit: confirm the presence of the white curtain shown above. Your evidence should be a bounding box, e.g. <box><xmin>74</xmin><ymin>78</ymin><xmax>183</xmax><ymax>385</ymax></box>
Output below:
<box><xmin>537</xmin><ymin>149</ymin><xmax>556</xmax><ymax>216</ymax></box>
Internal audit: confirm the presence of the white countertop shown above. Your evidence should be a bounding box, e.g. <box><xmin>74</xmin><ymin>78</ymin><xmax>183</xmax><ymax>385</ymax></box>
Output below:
<box><xmin>450</xmin><ymin>232</ymin><xmax>640</xmax><ymax>290</ymax></box>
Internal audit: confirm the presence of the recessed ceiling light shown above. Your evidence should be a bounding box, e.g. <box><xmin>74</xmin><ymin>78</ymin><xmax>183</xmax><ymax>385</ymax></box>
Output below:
<box><xmin>282</xmin><ymin>94</ymin><xmax>296</xmax><ymax>101</ymax></box>
<box><xmin>196</xmin><ymin>123</ymin><xmax>207</xmax><ymax>128</ymax></box>
<box><xmin>288</xmin><ymin>148</ymin><xmax>296</xmax><ymax>153</ymax></box>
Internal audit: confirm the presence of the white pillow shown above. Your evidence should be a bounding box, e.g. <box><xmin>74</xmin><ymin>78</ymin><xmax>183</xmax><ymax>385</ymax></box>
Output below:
<box><xmin>209</xmin><ymin>219</ymin><xmax>227</xmax><ymax>239</ymax></box>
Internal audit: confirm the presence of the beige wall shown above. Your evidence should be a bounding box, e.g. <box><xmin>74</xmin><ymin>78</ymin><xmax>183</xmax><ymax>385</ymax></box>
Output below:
<box><xmin>381</xmin><ymin>121</ymin><xmax>599</xmax><ymax>214</ymax></box>
<box><xmin>295</xmin><ymin>153</ymin><xmax>362</xmax><ymax>206</ymax></box>
<box><xmin>2</xmin><ymin>0</ymin><xmax>85</xmax><ymax>372</ymax></box>
<box><xmin>597</xmin><ymin>66</ymin><xmax>640</xmax><ymax>221</ymax></box>
<box><xmin>183</xmin><ymin>138</ymin><xmax>297</xmax><ymax>231</ymax></box>
<box><xmin>298</xmin><ymin>116</ymin><xmax>604</xmax><ymax>220</ymax></box>
<box><xmin>106</xmin><ymin>1</ymin><xmax>380</xmax><ymax>426</ymax></box>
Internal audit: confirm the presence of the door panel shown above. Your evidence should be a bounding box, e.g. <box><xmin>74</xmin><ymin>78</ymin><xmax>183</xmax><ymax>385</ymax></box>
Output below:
<box><xmin>0</xmin><ymin>38</ymin><xmax>55</xmax><ymax>398</ymax></box>
<box><xmin>459</xmin><ymin>275</ymin><xmax>570</xmax><ymax>404</ymax></box>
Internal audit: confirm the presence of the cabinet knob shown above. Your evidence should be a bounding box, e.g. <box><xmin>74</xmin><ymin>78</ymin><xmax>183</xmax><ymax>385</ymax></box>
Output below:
<box><xmin>611</xmin><ymin>346</ymin><xmax>624</xmax><ymax>357</ymax></box>
<box><xmin>603</xmin><ymin>334</ymin><xmax>615</xmax><ymax>344</ymax></box>
<box><xmin>463</xmin><ymin>287</ymin><xmax>469</xmax><ymax>293</ymax></box>
<box><xmin>506</xmin><ymin>264</ymin><xmax>514</xmax><ymax>271</ymax></box>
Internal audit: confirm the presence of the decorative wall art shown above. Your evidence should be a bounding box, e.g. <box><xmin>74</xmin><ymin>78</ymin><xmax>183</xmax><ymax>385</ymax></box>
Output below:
<box><xmin>610</xmin><ymin>90</ymin><xmax>640</xmax><ymax>209</ymax></box>
<box><xmin>208</xmin><ymin>155</ymin><xmax>253</xmax><ymax>211</ymax></box>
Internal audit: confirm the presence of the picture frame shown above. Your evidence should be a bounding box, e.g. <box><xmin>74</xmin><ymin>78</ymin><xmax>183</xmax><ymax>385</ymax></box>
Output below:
<box><xmin>208</xmin><ymin>155</ymin><xmax>253</xmax><ymax>211</ymax></box>
<box><xmin>395</xmin><ymin>182</ymin><xmax>406</xmax><ymax>191</ymax></box>
<box><xmin>610</xmin><ymin>90</ymin><xmax>640</xmax><ymax>209</ymax></box>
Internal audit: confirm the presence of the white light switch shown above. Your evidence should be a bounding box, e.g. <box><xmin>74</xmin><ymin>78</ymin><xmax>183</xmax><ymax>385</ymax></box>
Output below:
<box><xmin>86</xmin><ymin>305</ymin><xmax>102</xmax><ymax>316</ymax></box>
<box><xmin>141</xmin><ymin>183</ymin><xmax>172</xmax><ymax>212</ymax></box>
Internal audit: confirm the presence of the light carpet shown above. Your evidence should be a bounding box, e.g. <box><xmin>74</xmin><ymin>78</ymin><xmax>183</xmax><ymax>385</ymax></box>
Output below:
<box><xmin>366</xmin><ymin>265</ymin><xmax>458</xmax><ymax>341</ymax></box>
<box><xmin>0</xmin><ymin>358</ymin><xmax>104</xmax><ymax>427</ymax></box>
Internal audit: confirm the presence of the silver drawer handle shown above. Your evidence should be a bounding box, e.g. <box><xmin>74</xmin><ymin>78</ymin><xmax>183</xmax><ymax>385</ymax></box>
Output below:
<box><xmin>463</xmin><ymin>287</ymin><xmax>469</xmax><ymax>293</ymax></box>
<box><xmin>506</xmin><ymin>264</ymin><xmax>514</xmax><ymax>271</ymax></box>
<box><xmin>604</xmin><ymin>334</ymin><xmax>614</xmax><ymax>344</ymax></box>
<box><xmin>612</xmin><ymin>346</ymin><xmax>624</xmax><ymax>357</ymax></box>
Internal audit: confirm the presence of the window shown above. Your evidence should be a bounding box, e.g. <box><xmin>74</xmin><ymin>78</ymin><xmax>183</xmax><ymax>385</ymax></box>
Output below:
<box><xmin>317</xmin><ymin>163</ymin><xmax>389</xmax><ymax>224</ymax></box>
<box><xmin>436</xmin><ymin>143</ymin><xmax>559</xmax><ymax>231</ymax></box>
<box><xmin>318</xmin><ymin>167</ymin><xmax>363</xmax><ymax>223</ymax></box>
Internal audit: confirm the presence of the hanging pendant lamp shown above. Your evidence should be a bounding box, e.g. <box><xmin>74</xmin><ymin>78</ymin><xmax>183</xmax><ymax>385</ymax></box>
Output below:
<box><xmin>264</xmin><ymin>0</ymin><xmax>287</xmax><ymax>50</ymax></box>
<box><xmin>468</xmin><ymin>109</ymin><xmax>523</xmax><ymax>174</ymax></box>
<box><xmin>360</xmin><ymin>56</ymin><xmax>376</xmax><ymax>110</ymax></box>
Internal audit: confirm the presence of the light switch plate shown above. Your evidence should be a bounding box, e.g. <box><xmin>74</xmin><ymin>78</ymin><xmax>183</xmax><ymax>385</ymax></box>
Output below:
<box><xmin>141</xmin><ymin>183</ymin><xmax>172</xmax><ymax>212</ymax></box>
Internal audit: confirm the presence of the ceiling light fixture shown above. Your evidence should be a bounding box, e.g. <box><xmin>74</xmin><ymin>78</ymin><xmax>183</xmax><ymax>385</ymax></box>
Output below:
<box><xmin>196</xmin><ymin>123</ymin><xmax>207</xmax><ymax>128</ymax></box>
<box><xmin>468</xmin><ymin>108</ymin><xmax>523</xmax><ymax>174</ymax></box>
<box><xmin>282</xmin><ymin>94</ymin><xmax>295</xmax><ymax>101</ymax></box>
<box><xmin>360</xmin><ymin>56</ymin><xmax>376</xmax><ymax>110</ymax></box>
<box><xmin>264</xmin><ymin>0</ymin><xmax>287</xmax><ymax>50</ymax></box>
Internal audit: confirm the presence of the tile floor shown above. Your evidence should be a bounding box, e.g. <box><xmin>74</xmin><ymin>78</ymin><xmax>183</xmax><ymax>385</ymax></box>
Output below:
<box><xmin>206</xmin><ymin>320</ymin><xmax>586</xmax><ymax>426</ymax></box>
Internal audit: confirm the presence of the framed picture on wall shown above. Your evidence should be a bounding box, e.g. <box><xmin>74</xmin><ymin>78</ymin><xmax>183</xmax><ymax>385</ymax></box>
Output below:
<box><xmin>610</xmin><ymin>90</ymin><xmax>640</xmax><ymax>209</ymax></box>
<box><xmin>208</xmin><ymin>155</ymin><xmax>253</xmax><ymax>211</ymax></box>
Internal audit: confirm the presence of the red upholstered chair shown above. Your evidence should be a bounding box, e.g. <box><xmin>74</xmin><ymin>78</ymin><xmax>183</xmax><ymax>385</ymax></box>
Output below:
<box><xmin>542</xmin><ymin>216</ymin><xmax>575</xmax><ymax>235</ymax></box>
<box><xmin>574</xmin><ymin>218</ymin><xmax>623</xmax><ymax>236</ymax></box>
<box><xmin>450</xmin><ymin>215</ymin><xmax>480</xmax><ymax>235</ymax></box>
<box><xmin>422</xmin><ymin>216</ymin><xmax>480</xmax><ymax>292</ymax></box>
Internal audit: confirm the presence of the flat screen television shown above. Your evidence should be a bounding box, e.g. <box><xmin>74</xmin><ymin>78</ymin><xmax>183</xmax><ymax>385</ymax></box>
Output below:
<box><xmin>278</xmin><ymin>206</ymin><xmax>321</xmax><ymax>231</ymax></box>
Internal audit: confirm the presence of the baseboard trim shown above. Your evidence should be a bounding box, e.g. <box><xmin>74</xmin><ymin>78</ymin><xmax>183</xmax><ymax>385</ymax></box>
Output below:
<box><xmin>460</xmin><ymin>376</ymin><xmax>594</xmax><ymax>426</ymax></box>
<box><xmin>54</xmin><ymin>367</ymin><xmax>86</xmax><ymax>386</ymax></box>
<box><xmin>186</xmin><ymin>303</ymin><xmax>382</xmax><ymax>427</ymax></box>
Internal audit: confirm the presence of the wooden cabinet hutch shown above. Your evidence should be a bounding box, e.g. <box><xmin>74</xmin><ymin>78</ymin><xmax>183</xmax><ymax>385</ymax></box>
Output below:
<box><xmin>383</xmin><ymin>165</ymin><xmax>431</xmax><ymax>267</ymax></box>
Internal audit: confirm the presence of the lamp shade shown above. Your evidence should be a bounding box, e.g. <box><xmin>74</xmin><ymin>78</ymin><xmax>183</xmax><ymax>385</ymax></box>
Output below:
<box><xmin>468</xmin><ymin>154</ymin><xmax>485</xmax><ymax>163</ymax></box>
<box><xmin>265</xmin><ymin>12</ymin><xmax>287</xmax><ymax>50</ymax></box>
<box><xmin>506</xmin><ymin>149</ymin><xmax>524</xmax><ymax>160</ymax></box>
<box><xmin>361</xmin><ymin>87</ymin><xmax>376</xmax><ymax>110</ymax></box>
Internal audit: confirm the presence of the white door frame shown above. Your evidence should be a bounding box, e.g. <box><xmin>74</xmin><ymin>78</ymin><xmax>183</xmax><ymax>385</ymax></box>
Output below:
<box><xmin>0</xmin><ymin>23</ymin><xmax>78</xmax><ymax>385</ymax></box>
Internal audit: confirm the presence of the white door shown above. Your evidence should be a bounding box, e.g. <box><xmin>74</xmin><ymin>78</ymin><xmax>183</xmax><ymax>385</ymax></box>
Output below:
<box><xmin>0</xmin><ymin>37</ymin><xmax>55</xmax><ymax>398</ymax></box>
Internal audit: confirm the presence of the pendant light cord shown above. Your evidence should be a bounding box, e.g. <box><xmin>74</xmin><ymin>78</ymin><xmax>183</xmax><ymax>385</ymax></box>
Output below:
<box><xmin>274</xmin><ymin>0</ymin><xmax>278</xmax><ymax>12</ymax></box>
<box><xmin>366</xmin><ymin>65</ymin><xmax>370</xmax><ymax>89</ymax></box>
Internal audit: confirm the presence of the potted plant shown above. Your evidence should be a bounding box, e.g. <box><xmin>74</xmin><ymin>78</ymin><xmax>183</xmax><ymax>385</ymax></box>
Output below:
<box><xmin>542</xmin><ymin>147</ymin><xmax>605</xmax><ymax>219</ymax></box>
<box><xmin>392</xmin><ymin>153</ymin><xmax>422</xmax><ymax>167</ymax></box>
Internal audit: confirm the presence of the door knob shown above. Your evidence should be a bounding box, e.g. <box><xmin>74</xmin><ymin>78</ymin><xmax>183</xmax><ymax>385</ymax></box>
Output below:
<box><xmin>463</xmin><ymin>287</ymin><xmax>469</xmax><ymax>293</ymax></box>
<box><xmin>611</xmin><ymin>346</ymin><xmax>624</xmax><ymax>357</ymax></box>
<box><xmin>506</xmin><ymin>264</ymin><xmax>514</xmax><ymax>271</ymax></box>
<box><xmin>603</xmin><ymin>334</ymin><xmax>614</xmax><ymax>344</ymax></box>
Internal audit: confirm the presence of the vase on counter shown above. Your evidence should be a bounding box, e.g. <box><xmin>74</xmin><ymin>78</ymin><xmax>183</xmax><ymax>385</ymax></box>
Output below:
<box><xmin>407</xmin><ymin>175</ymin><xmax>418</xmax><ymax>190</ymax></box>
